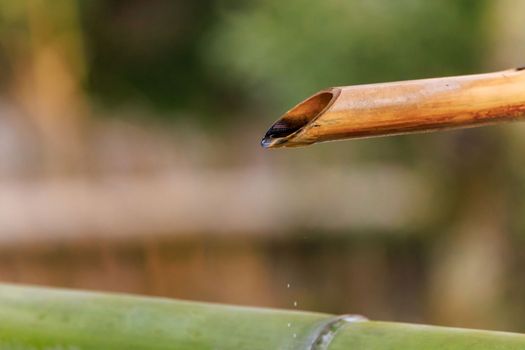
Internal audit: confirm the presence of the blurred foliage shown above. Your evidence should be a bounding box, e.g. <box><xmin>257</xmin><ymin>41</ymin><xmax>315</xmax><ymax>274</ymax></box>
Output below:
<box><xmin>206</xmin><ymin>0</ymin><xmax>488</xmax><ymax>114</ymax></box>
<box><xmin>79</xmin><ymin>0</ymin><xmax>221</xmax><ymax>115</ymax></box>
<box><xmin>66</xmin><ymin>0</ymin><xmax>489</xmax><ymax>123</ymax></box>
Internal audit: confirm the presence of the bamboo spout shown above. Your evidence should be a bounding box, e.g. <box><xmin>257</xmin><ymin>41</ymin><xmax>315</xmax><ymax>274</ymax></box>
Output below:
<box><xmin>261</xmin><ymin>68</ymin><xmax>525</xmax><ymax>148</ymax></box>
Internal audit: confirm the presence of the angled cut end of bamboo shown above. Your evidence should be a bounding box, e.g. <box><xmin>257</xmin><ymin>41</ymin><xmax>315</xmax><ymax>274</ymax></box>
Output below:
<box><xmin>261</xmin><ymin>67</ymin><xmax>525</xmax><ymax>148</ymax></box>
<box><xmin>261</xmin><ymin>89</ymin><xmax>341</xmax><ymax>148</ymax></box>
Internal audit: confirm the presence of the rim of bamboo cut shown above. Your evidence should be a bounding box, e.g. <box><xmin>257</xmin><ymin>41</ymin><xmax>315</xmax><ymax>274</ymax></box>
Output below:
<box><xmin>2</xmin><ymin>283</ymin><xmax>525</xmax><ymax>349</ymax></box>
<box><xmin>261</xmin><ymin>67</ymin><xmax>525</xmax><ymax>148</ymax></box>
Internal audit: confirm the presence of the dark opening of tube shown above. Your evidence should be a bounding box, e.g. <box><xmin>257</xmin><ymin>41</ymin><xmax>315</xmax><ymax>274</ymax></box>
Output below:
<box><xmin>261</xmin><ymin>91</ymin><xmax>335</xmax><ymax>148</ymax></box>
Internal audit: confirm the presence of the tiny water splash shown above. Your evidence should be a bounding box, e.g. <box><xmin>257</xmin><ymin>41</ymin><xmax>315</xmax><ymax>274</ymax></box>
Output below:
<box><xmin>285</xmin><ymin>281</ymin><xmax>299</xmax><ymax>341</ymax></box>
<box><xmin>309</xmin><ymin>315</ymin><xmax>368</xmax><ymax>350</ymax></box>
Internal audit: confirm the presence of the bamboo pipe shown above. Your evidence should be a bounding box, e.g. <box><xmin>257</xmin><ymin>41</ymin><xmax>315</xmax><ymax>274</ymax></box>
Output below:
<box><xmin>3</xmin><ymin>283</ymin><xmax>525</xmax><ymax>349</ymax></box>
<box><xmin>261</xmin><ymin>67</ymin><xmax>525</xmax><ymax>148</ymax></box>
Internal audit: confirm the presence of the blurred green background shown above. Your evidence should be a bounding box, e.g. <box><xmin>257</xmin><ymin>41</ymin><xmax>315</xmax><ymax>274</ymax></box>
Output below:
<box><xmin>1</xmin><ymin>0</ymin><xmax>525</xmax><ymax>332</ymax></box>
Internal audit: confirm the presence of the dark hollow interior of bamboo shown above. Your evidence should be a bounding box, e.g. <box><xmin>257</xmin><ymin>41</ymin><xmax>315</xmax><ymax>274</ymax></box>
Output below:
<box><xmin>261</xmin><ymin>91</ymin><xmax>335</xmax><ymax>148</ymax></box>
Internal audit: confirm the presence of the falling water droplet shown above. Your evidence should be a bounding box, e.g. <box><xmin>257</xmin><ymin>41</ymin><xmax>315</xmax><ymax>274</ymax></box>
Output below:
<box><xmin>287</xmin><ymin>283</ymin><xmax>290</xmax><ymax>288</ymax></box>
<box><xmin>293</xmin><ymin>333</ymin><xmax>297</xmax><ymax>338</ymax></box>
<box><xmin>287</xmin><ymin>323</ymin><xmax>291</xmax><ymax>328</ymax></box>
<box><xmin>293</xmin><ymin>301</ymin><xmax>297</xmax><ymax>307</ymax></box>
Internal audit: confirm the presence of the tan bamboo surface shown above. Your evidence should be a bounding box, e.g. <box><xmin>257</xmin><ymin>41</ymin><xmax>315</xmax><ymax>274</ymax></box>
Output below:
<box><xmin>261</xmin><ymin>67</ymin><xmax>525</xmax><ymax>148</ymax></box>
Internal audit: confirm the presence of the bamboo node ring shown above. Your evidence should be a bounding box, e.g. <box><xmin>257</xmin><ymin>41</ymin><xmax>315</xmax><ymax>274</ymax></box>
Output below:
<box><xmin>308</xmin><ymin>314</ymin><xmax>368</xmax><ymax>350</ymax></box>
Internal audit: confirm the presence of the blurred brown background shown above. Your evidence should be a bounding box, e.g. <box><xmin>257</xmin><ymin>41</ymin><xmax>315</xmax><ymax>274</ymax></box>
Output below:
<box><xmin>1</xmin><ymin>0</ymin><xmax>525</xmax><ymax>332</ymax></box>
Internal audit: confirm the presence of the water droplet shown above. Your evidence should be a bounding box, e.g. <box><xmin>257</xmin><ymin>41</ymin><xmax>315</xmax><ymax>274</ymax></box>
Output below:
<box><xmin>293</xmin><ymin>333</ymin><xmax>297</xmax><ymax>338</ymax></box>
<box><xmin>293</xmin><ymin>301</ymin><xmax>297</xmax><ymax>307</ymax></box>
<box><xmin>287</xmin><ymin>323</ymin><xmax>291</xmax><ymax>328</ymax></box>
<box><xmin>287</xmin><ymin>283</ymin><xmax>290</xmax><ymax>288</ymax></box>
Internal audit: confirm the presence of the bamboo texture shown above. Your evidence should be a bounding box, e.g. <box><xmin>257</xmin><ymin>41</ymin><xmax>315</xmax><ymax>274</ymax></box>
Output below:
<box><xmin>262</xmin><ymin>67</ymin><xmax>525</xmax><ymax>148</ymax></box>
<box><xmin>1</xmin><ymin>284</ymin><xmax>525</xmax><ymax>349</ymax></box>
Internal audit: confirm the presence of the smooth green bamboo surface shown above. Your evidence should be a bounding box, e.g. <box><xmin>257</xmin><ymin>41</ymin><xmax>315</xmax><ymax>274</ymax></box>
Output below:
<box><xmin>330</xmin><ymin>322</ymin><xmax>525</xmax><ymax>350</ymax></box>
<box><xmin>1</xmin><ymin>283</ymin><xmax>525</xmax><ymax>350</ymax></box>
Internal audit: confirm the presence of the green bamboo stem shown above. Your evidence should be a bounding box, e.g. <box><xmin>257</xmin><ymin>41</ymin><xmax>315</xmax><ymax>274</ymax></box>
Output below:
<box><xmin>1</xmin><ymin>283</ymin><xmax>524</xmax><ymax>350</ymax></box>
<box><xmin>329</xmin><ymin>322</ymin><xmax>525</xmax><ymax>350</ymax></box>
